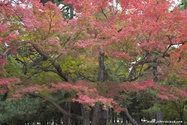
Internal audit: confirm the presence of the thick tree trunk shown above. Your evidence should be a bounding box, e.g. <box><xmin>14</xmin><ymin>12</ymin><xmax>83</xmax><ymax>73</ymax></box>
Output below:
<box><xmin>81</xmin><ymin>104</ymin><xmax>90</xmax><ymax>125</ymax></box>
<box><xmin>63</xmin><ymin>101</ymin><xmax>71</xmax><ymax>125</ymax></box>
<box><xmin>153</xmin><ymin>66</ymin><xmax>163</xmax><ymax>125</ymax></box>
<box><xmin>100</xmin><ymin>106</ymin><xmax>109</xmax><ymax>125</ymax></box>
<box><xmin>91</xmin><ymin>102</ymin><xmax>101</xmax><ymax>125</ymax></box>
<box><xmin>156</xmin><ymin>110</ymin><xmax>163</xmax><ymax>125</ymax></box>
<box><xmin>63</xmin><ymin>93</ymin><xmax>71</xmax><ymax>125</ymax></box>
<box><xmin>99</xmin><ymin>53</ymin><xmax>109</xmax><ymax>125</ymax></box>
<box><xmin>92</xmin><ymin>53</ymin><xmax>105</xmax><ymax>125</ymax></box>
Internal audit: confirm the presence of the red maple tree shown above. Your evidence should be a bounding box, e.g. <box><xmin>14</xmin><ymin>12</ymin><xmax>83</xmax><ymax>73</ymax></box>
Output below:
<box><xmin>1</xmin><ymin>0</ymin><xmax>187</xmax><ymax>125</ymax></box>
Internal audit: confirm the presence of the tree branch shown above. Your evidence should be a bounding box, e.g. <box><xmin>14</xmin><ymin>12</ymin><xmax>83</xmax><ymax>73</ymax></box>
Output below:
<box><xmin>78</xmin><ymin>72</ymin><xmax>95</xmax><ymax>82</ymax></box>
<box><xmin>28</xmin><ymin>92</ymin><xmax>83</xmax><ymax>121</ymax></box>
<box><xmin>44</xmin><ymin>68</ymin><xmax>59</xmax><ymax>74</ymax></box>
<box><xmin>100</xmin><ymin>6</ymin><xmax>108</xmax><ymax>18</ymax></box>
<box><xmin>15</xmin><ymin>57</ymin><xmax>27</xmax><ymax>75</ymax></box>
<box><xmin>121</xmin><ymin>51</ymin><xmax>149</xmax><ymax>83</ymax></box>
<box><xmin>32</xmin><ymin>45</ymin><xmax>73</xmax><ymax>83</ymax></box>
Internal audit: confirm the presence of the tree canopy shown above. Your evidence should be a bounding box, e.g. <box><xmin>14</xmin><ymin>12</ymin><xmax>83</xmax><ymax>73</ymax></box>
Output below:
<box><xmin>1</xmin><ymin>0</ymin><xmax>187</xmax><ymax>125</ymax></box>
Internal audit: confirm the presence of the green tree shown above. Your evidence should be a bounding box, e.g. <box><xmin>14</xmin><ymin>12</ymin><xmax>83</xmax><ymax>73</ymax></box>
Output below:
<box><xmin>178</xmin><ymin>0</ymin><xmax>187</xmax><ymax>11</ymax></box>
<box><xmin>40</xmin><ymin>0</ymin><xmax>74</xmax><ymax>19</ymax></box>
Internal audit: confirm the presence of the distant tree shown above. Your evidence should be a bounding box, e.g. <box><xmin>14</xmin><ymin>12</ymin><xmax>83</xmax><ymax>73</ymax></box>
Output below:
<box><xmin>40</xmin><ymin>0</ymin><xmax>74</xmax><ymax>19</ymax></box>
<box><xmin>178</xmin><ymin>0</ymin><xmax>187</xmax><ymax>10</ymax></box>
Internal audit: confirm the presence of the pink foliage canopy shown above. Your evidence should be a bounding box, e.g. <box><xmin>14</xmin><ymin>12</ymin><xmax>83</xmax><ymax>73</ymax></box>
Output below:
<box><xmin>1</xmin><ymin>0</ymin><xmax>187</xmax><ymax>114</ymax></box>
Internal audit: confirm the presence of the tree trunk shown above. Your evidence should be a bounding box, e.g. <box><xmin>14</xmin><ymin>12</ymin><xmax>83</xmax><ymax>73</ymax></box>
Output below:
<box><xmin>97</xmin><ymin>53</ymin><xmax>104</xmax><ymax>82</ymax></box>
<box><xmin>112</xmin><ymin>116</ymin><xmax>114</xmax><ymax>123</ymax></box>
<box><xmin>63</xmin><ymin>92</ymin><xmax>71</xmax><ymax>125</ymax></box>
<box><xmin>63</xmin><ymin>101</ymin><xmax>71</xmax><ymax>125</ymax></box>
<box><xmin>92</xmin><ymin>53</ymin><xmax>105</xmax><ymax>125</ymax></box>
<box><xmin>153</xmin><ymin>66</ymin><xmax>163</xmax><ymax>125</ymax></box>
<box><xmin>70</xmin><ymin>5</ymin><xmax>74</xmax><ymax>19</ymax></box>
<box><xmin>180</xmin><ymin>112</ymin><xmax>184</xmax><ymax>125</ymax></box>
<box><xmin>156</xmin><ymin>110</ymin><xmax>163</xmax><ymax>125</ymax></box>
<box><xmin>135</xmin><ymin>96</ymin><xmax>140</xmax><ymax>124</ymax></box>
<box><xmin>28</xmin><ymin>121</ymin><xmax>32</xmax><ymax>125</ymax></box>
<box><xmin>123</xmin><ymin>103</ymin><xmax>139</xmax><ymax>125</ymax></box>
<box><xmin>100</xmin><ymin>106</ymin><xmax>109</xmax><ymax>125</ymax></box>
<box><xmin>136</xmin><ymin>110</ymin><xmax>140</xmax><ymax>125</ymax></box>
<box><xmin>122</xmin><ymin>114</ymin><xmax>127</xmax><ymax>125</ymax></box>
<box><xmin>91</xmin><ymin>102</ymin><xmax>101</xmax><ymax>125</ymax></box>
<box><xmin>119</xmin><ymin>119</ymin><xmax>121</xmax><ymax>123</ymax></box>
<box><xmin>81</xmin><ymin>104</ymin><xmax>90</xmax><ymax>125</ymax></box>
<box><xmin>115</xmin><ymin>117</ymin><xmax>117</xmax><ymax>123</ymax></box>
